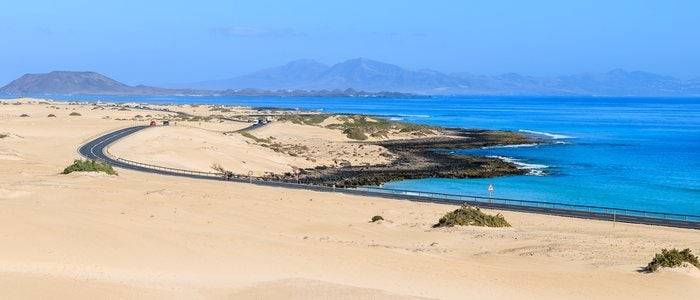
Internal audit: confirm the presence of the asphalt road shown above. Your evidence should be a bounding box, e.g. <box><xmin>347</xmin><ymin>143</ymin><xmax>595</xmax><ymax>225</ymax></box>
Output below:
<box><xmin>78</xmin><ymin>125</ymin><xmax>700</xmax><ymax>230</ymax></box>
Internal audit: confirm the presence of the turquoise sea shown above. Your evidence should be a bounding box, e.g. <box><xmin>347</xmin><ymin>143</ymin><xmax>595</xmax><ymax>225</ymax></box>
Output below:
<box><xmin>44</xmin><ymin>95</ymin><xmax>700</xmax><ymax>215</ymax></box>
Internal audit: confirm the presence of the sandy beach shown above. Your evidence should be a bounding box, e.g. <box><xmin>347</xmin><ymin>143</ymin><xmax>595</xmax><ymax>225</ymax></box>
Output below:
<box><xmin>1</xmin><ymin>99</ymin><xmax>699</xmax><ymax>299</ymax></box>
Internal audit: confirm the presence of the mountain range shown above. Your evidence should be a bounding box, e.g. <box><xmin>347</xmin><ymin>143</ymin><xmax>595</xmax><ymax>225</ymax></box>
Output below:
<box><xmin>185</xmin><ymin>58</ymin><xmax>700</xmax><ymax>96</ymax></box>
<box><xmin>0</xmin><ymin>71</ymin><xmax>183</xmax><ymax>96</ymax></box>
<box><xmin>0</xmin><ymin>70</ymin><xmax>417</xmax><ymax>98</ymax></box>
<box><xmin>2</xmin><ymin>58</ymin><xmax>699</xmax><ymax>97</ymax></box>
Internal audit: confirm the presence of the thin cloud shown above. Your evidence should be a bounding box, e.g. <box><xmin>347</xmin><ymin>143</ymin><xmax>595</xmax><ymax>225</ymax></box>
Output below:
<box><xmin>211</xmin><ymin>26</ymin><xmax>306</xmax><ymax>38</ymax></box>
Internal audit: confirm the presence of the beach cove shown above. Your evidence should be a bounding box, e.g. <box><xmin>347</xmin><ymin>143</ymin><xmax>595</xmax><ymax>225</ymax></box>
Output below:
<box><xmin>45</xmin><ymin>94</ymin><xmax>700</xmax><ymax>215</ymax></box>
<box><xmin>1</xmin><ymin>98</ymin><xmax>699</xmax><ymax>299</ymax></box>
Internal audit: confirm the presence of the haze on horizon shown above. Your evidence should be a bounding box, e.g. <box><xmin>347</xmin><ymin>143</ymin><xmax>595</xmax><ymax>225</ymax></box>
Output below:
<box><xmin>1</xmin><ymin>0</ymin><xmax>699</xmax><ymax>86</ymax></box>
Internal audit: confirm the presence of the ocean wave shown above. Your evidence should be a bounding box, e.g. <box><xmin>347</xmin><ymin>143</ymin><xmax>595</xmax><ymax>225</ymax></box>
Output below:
<box><xmin>482</xmin><ymin>143</ymin><xmax>539</xmax><ymax>149</ymax></box>
<box><xmin>389</xmin><ymin>117</ymin><xmax>403</xmax><ymax>121</ymax></box>
<box><xmin>381</xmin><ymin>114</ymin><xmax>430</xmax><ymax>118</ymax></box>
<box><xmin>518</xmin><ymin>129</ymin><xmax>573</xmax><ymax>139</ymax></box>
<box><xmin>489</xmin><ymin>155</ymin><xmax>548</xmax><ymax>176</ymax></box>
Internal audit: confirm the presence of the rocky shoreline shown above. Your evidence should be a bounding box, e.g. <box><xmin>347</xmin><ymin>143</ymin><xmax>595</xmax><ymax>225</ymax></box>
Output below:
<box><xmin>272</xmin><ymin>128</ymin><xmax>538</xmax><ymax>188</ymax></box>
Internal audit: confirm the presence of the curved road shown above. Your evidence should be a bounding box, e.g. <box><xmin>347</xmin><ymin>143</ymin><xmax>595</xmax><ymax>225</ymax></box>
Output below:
<box><xmin>79</xmin><ymin>125</ymin><xmax>700</xmax><ymax>230</ymax></box>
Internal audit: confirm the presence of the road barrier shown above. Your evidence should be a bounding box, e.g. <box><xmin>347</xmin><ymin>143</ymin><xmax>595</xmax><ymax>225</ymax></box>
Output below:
<box><xmin>111</xmin><ymin>157</ymin><xmax>700</xmax><ymax>227</ymax></box>
<box><xmin>82</xmin><ymin>126</ymin><xmax>700</xmax><ymax>229</ymax></box>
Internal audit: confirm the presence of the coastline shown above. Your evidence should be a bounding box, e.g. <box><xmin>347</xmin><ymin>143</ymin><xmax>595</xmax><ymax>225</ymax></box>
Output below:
<box><xmin>282</xmin><ymin>129</ymin><xmax>536</xmax><ymax>187</ymax></box>
<box><xmin>80</xmin><ymin>98</ymin><xmax>537</xmax><ymax>186</ymax></box>
<box><xmin>1</xmin><ymin>98</ymin><xmax>699</xmax><ymax>299</ymax></box>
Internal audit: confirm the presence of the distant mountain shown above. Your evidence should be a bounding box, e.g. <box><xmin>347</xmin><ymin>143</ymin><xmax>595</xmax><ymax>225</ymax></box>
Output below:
<box><xmin>550</xmin><ymin>69</ymin><xmax>687</xmax><ymax>95</ymax></box>
<box><xmin>181</xmin><ymin>58</ymin><xmax>700</xmax><ymax>96</ymax></box>
<box><xmin>0</xmin><ymin>71</ymin><xmax>186</xmax><ymax>95</ymax></box>
<box><xmin>190</xmin><ymin>59</ymin><xmax>330</xmax><ymax>90</ymax></box>
<box><xmin>4</xmin><ymin>62</ymin><xmax>700</xmax><ymax>97</ymax></box>
<box><xmin>310</xmin><ymin>58</ymin><xmax>462</xmax><ymax>91</ymax></box>
<box><xmin>0</xmin><ymin>70</ymin><xmax>417</xmax><ymax>98</ymax></box>
<box><xmin>187</xmin><ymin>58</ymin><xmax>464</xmax><ymax>92</ymax></box>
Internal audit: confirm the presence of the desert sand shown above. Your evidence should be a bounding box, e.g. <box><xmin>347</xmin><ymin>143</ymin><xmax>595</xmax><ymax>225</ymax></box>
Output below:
<box><xmin>110</xmin><ymin>120</ymin><xmax>394</xmax><ymax>176</ymax></box>
<box><xmin>1</xmin><ymin>99</ymin><xmax>698</xmax><ymax>299</ymax></box>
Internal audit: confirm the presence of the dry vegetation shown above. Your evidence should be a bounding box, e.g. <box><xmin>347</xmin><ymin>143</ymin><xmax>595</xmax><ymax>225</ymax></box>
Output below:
<box><xmin>643</xmin><ymin>248</ymin><xmax>699</xmax><ymax>273</ymax></box>
<box><xmin>62</xmin><ymin>159</ymin><xmax>117</xmax><ymax>175</ymax></box>
<box><xmin>239</xmin><ymin>131</ymin><xmax>310</xmax><ymax>157</ymax></box>
<box><xmin>278</xmin><ymin>114</ymin><xmax>438</xmax><ymax>140</ymax></box>
<box><xmin>370</xmin><ymin>215</ymin><xmax>385</xmax><ymax>223</ymax></box>
<box><xmin>433</xmin><ymin>205</ymin><xmax>511</xmax><ymax>228</ymax></box>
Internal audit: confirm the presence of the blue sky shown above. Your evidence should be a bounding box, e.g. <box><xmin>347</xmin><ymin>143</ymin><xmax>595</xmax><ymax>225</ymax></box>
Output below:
<box><xmin>1</xmin><ymin>0</ymin><xmax>699</xmax><ymax>85</ymax></box>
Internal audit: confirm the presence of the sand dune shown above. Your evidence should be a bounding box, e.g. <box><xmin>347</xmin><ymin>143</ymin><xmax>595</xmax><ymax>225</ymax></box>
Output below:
<box><xmin>1</xmin><ymin>99</ymin><xmax>699</xmax><ymax>299</ymax></box>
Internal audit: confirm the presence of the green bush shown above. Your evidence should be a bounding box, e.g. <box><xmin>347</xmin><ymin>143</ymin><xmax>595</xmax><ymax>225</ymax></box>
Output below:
<box><xmin>371</xmin><ymin>215</ymin><xmax>384</xmax><ymax>222</ymax></box>
<box><xmin>62</xmin><ymin>159</ymin><xmax>117</xmax><ymax>175</ymax></box>
<box><xmin>644</xmin><ymin>248</ymin><xmax>699</xmax><ymax>273</ymax></box>
<box><xmin>47</xmin><ymin>114</ymin><xmax>56</xmax><ymax>117</ymax></box>
<box><xmin>433</xmin><ymin>205</ymin><xmax>510</xmax><ymax>228</ymax></box>
<box><xmin>278</xmin><ymin>114</ymin><xmax>329</xmax><ymax>125</ymax></box>
<box><xmin>325</xmin><ymin>115</ymin><xmax>435</xmax><ymax>140</ymax></box>
<box><xmin>209</xmin><ymin>107</ymin><xmax>233</xmax><ymax>112</ymax></box>
<box><xmin>19</xmin><ymin>114</ymin><xmax>29</xmax><ymax>117</ymax></box>
<box><xmin>343</xmin><ymin>127</ymin><xmax>368</xmax><ymax>140</ymax></box>
<box><xmin>69</xmin><ymin>112</ymin><xmax>82</xmax><ymax>116</ymax></box>
<box><xmin>0</xmin><ymin>134</ymin><xmax>8</xmax><ymax>139</ymax></box>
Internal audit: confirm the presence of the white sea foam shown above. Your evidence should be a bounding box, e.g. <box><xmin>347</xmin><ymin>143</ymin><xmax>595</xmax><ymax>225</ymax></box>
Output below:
<box><xmin>389</xmin><ymin>117</ymin><xmax>403</xmax><ymax>121</ymax></box>
<box><xmin>403</xmin><ymin>114</ymin><xmax>430</xmax><ymax>118</ymax></box>
<box><xmin>518</xmin><ymin>129</ymin><xmax>573</xmax><ymax>139</ymax></box>
<box><xmin>482</xmin><ymin>143</ymin><xmax>539</xmax><ymax>149</ymax></box>
<box><xmin>489</xmin><ymin>155</ymin><xmax>548</xmax><ymax>176</ymax></box>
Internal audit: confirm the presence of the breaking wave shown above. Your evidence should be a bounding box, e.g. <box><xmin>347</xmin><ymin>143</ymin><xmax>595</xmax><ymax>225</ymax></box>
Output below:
<box><xmin>489</xmin><ymin>155</ymin><xmax>548</xmax><ymax>176</ymax></box>
<box><xmin>518</xmin><ymin>129</ymin><xmax>573</xmax><ymax>139</ymax></box>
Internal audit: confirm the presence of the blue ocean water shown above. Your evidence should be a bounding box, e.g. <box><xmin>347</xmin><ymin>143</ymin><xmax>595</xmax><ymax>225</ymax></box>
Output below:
<box><xmin>46</xmin><ymin>95</ymin><xmax>700</xmax><ymax>215</ymax></box>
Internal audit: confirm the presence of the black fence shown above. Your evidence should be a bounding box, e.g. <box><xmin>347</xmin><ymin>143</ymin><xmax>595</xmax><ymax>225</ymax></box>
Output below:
<box><xmin>110</xmin><ymin>157</ymin><xmax>700</xmax><ymax>227</ymax></box>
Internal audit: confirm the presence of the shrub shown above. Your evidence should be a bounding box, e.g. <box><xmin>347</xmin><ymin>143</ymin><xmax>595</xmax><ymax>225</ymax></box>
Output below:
<box><xmin>644</xmin><ymin>248</ymin><xmax>699</xmax><ymax>273</ymax></box>
<box><xmin>62</xmin><ymin>159</ymin><xmax>117</xmax><ymax>175</ymax></box>
<box><xmin>0</xmin><ymin>134</ymin><xmax>8</xmax><ymax>139</ymax></box>
<box><xmin>278</xmin><ymin>114</ymin><xmax>329</xmax><ymax>125</ymax></box>
<box><xmin>371</xmin><ymin>215</ymin><xmax>384</xmax><ymax>222</ymax></box>
<box><xmin>239</xmin><ymin>131</ymin><xmax>272</xmax><ymax>143</ymax></box>
<box><xmin>19</xmin><ymin>114</ymin><xmax>29</xmax><ymax>117</ymax></box>
<box><xmin>343</xmin><ymin>127</ymin><xmax>368</xmax><ymax>140</ymax></box>
<box><xmin>69</xmin><ymin>112</ymin><xmax>82</xmax><ymax>116</ymax></box>
<box><xmin>433</xmin><ymin>205</ymin><xmax>510</xmax><ymax>228</ymax></box>
<box><xmin>325</xmin><ymin>114</ymin><xmax>435</xmax><ymax>140</ymax></box>
<box><xmin>209</xmin><ymin>107</ymin><xmax>233</xmax><ymax>113</ymax></box>
<box><xmin>47</xmin><ymin>114</ymin><xmax>56</xmax><ymax>117</ymax></box>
